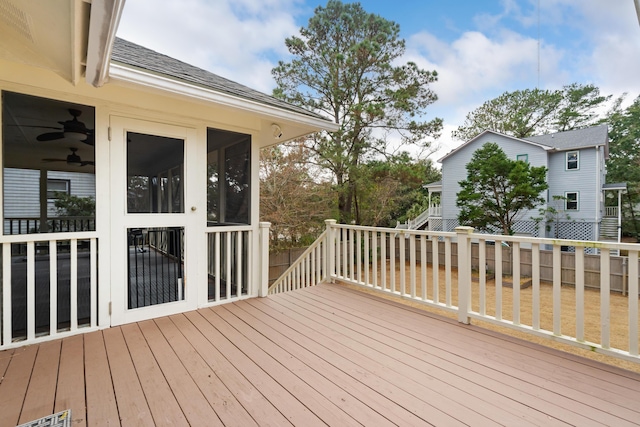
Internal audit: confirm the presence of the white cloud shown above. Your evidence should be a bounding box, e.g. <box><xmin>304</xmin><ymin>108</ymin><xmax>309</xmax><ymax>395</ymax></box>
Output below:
<box><xmin>117</xmin><ymin>0</ymin><xmax>304</xmax><ymax>92</ymax></box>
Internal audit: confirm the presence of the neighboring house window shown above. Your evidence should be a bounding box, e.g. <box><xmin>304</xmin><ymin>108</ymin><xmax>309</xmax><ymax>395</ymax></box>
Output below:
<box><xmin>566</xmin><ymin>151</ymin><xmax>579</xmax><ymax>170</ymax></box>
<box><xmin>565</xmin><ymin>192</ymin><xmax>579</xmax><ymax>210</ymax></box>
<box><xmin>47</xmin><ymin>179</ymin><xmax>70</xmax><ymax>199</ymax></box>
<box><xmin>516</xmin><ymin>154</ymin><xmax>528</xmax><ymax>163</ymax></box>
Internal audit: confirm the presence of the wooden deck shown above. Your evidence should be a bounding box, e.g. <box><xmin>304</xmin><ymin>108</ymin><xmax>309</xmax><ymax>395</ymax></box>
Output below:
<box><xmin>2</xmin><ymin>284</ymin><xmax>640</xmax><ymax>426</ymax></box>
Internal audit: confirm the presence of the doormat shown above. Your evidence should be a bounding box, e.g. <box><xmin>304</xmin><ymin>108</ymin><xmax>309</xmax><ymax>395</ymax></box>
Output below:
<box><xmin>17</xmin><ymin>410</ymin><xmax>71</xmax><ymax>427</ymax></box>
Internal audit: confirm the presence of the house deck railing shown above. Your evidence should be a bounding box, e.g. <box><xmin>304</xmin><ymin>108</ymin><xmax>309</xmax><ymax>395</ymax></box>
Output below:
<box><xmin>604</xmin><ymin>206</ymin><xmax>619</xmax><ymax>218</ymax></box>
<box><xmin>267</xmin><ymin>229</ymin><xmax>328</xmax><ymax>295</ymax></box>
<box><xmin>268</xmin><ymin>220</ymin><xmax>640</xmax><ymax>365</ymax></box>
<box><xmin>0</xmin><ymin>232</ymin><xmax>99</xmax><ymax>350</ymax></box>
<box><xmin>406</xmin><ymin>205</ymin><xmax>441</xmax><ymax>230</ymax></box>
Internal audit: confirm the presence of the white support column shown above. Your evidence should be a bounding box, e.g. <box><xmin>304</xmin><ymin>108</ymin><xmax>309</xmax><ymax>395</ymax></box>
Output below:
<box><xmin>455</xmin><ymin>226</ymin><xmax>474</xmax><ymax>324</ymax></box>
<box><xmin>325</xmin><ymin>219</ymin><xmax>337</xmax><ymax>283</ymax></box>
<box><xmin>259</xmin><ymin>222</ymin><xmax>271</xmax><ymax>297</ymax></box>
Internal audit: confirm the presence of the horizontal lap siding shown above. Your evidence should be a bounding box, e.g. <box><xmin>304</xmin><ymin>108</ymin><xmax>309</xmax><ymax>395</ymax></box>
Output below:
<box><xmin>441</xmin><ymin>134</ymin><xmax>549</xmax><ymax>228</ymax></box>
<box><xmin>547</xmin><ymin>148</ymin><xmax>599</xmax><ymax>221</ymax></box>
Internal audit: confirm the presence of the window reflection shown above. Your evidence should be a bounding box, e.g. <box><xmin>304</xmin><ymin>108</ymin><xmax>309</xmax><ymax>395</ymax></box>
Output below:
<box><xmin>2</xmin><ymin>91</ymin><xmax>96</xmax><ymax>234</ymax></box>
<box><xmin>207</xmin><ymin>128</ymin><xmax>251</xmax><ymax>225</ymax></box>
<box><xmin>127</xmin><ymin>132</ymin><xmax>184</xmax><ymax>214</ymax></box>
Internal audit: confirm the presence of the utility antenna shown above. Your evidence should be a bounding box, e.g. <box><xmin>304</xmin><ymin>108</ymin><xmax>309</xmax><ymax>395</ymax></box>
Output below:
<box><xmin>537</xmin><ymin>0</ymin><xmax>540</xmax><ymax>89</ymax></box>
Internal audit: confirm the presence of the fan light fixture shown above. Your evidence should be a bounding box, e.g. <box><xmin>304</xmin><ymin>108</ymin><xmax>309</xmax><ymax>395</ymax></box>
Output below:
<box><xmin>64</xmin><ymin>131</ymin><xmax>88</xmax><ymax>141</ymax></box>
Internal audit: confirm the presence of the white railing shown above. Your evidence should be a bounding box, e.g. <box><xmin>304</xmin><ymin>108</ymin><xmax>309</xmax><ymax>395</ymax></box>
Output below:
<box><xmin>1</xmin><ymin>232</ymin><xmax>99</xmax><ymax>349</ymax></box>
<box><xmin>605</xmin><ymin>206</ymin><xmax>618</xmax><ymax>217</ymax></box>
<box><xmin>316</xmin><ymin>222</ymin><xmax>639</xmax><ymax>365</ymax></box>
<box><xmin>407</xmin><ymin>205</ymin><xmax>442</xmax><ymax>230</ymax></box>
<box><xmin>205</xmin><ymin>226</ymin><xmax>253</xmax><ymax>303</ymax></box>
<box><xmin>268</xmin><ymin>229</ymin><xmax>328</xmax><ymax>295</ymax></box>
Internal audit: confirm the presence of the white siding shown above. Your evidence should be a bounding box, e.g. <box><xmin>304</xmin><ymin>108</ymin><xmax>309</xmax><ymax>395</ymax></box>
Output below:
<box><xmin>3</xmin><ymin>168</ymin><xmax>95</xmax><ymax>234</ymax></box>
<box><xmin>547</xmin><ymin>148</ymin><xmax>600</xmax><ymax>222</ymax></box>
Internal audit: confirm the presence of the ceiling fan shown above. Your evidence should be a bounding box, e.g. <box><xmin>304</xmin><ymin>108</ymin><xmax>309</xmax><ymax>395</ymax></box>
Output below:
<box><xmin>42</xmin><ymin>147</ymin><xmax>94</xmax><ymax>167</ymax></box>
<box><xmin>36</xmin><ymin>109</ymin><xmax>94</xmax><ymax>146</ymax></box>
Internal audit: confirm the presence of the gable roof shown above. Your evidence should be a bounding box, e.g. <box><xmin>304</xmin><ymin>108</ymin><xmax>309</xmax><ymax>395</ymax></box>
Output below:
<box><xmin>438</xmin><ymin>125</ymin><xmax>609</xmax><ymax>163</ymax></box>
<box><xmin>110</xmin><ymin>38</ymin><xmax>328</xmax><ymax>123</ymax></box>
<box><xmin>438</xmin><ymin>130</ymin><xmax>552</xmax><ymax>163</ymax></box>
<box><xmin>523</xmin><ymin>124</ymin><xmax>609</xmax><ymax>151</ymax></box>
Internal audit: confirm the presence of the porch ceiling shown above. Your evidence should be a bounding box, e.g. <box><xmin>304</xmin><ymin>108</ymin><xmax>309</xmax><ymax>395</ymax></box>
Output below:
<box><xmin>0</xmin><ymin>0</ymin><xmax>90</xmax><ymax>85</ymax></box>
<box><xmin>2</xmin><ymin>284</ymin><xmax>639</xmax><ymax>426</ymax></box>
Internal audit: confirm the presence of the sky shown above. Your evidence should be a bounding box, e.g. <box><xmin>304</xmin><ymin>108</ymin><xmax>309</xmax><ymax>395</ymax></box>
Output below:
<box><xmin>116</xmin><ymin>0</ymin><xmax>640</xmax><ymax>161</ymax></box>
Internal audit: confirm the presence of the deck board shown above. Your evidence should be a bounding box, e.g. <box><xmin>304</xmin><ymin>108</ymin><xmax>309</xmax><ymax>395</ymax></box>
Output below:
<box><xmin>54</xmin><ymin>335</ymin><xmax>86</xmax><ymax>426</ymax></box>
<box><xmin>18</xmin><ymin>340</ymin><xmax>61</xmax><ymax>424</ymax></box>
<box><xmin>311</xmin><ymin>285</ymin><xmax>640</xmax><ymax>425</ymax></box>
<box><xmin>120</xmin><ymin>322</ymin><xmax>189</xmax><ymax>426</ymax></box>
<box><xmin>102</xmin><ymin>327</ymin><xmax>153</xmax><ymax>426</ymax></box>
<box><xmin>84</xmin><ymin>331</ymin><xmax>119</xmax><ymax>426</ymax></box>
<box><xmin>0</xmin><ymin>345</ymin><xmax>37</xmax><ymax>426</ymax></box>
<box><xmin>1</xmin><ymin>283</ymin><xmax>639</xmax><ymax>427</ymax></box>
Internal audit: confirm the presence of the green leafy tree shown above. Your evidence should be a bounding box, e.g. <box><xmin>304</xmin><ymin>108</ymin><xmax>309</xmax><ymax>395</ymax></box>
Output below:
<box><xmin>605</xmin><ymin>95</ymin><xmax>640</xmax><ymax>239</ymax></box>
<box><xmin>54</xmin><ymin>193</ymin><xmax>95</xmax><ymax>217</ymax></box>
<box><xmin>452</xmin><ymin>84</ymin><xmax>610</xmax><ymax>141</ymax></box>
<box><xmin>260</xmin><ymin>144</ymin><xmax>333</xmax><ymax>250</ymax></box>
<box><xmin>457</xmin><ymin>143</ymin><xmax>548</xmax><ymax>235</ymax></box>
<box><xmin>272</xmin><ymin>0</ymin><xmax>442</xmax><ymax>223</ymax></box>
<box><xmin>355</xmin><ymin>153</ymin><xmax>441</xmax><ymax>226</ymax></box>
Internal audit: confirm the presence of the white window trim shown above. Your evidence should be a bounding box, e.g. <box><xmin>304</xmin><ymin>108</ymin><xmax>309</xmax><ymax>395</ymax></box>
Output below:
<box><xmin>47</xmin><ymin>179</ymin><xmax>71</xmax><ymax>199</ymax></box>
<box><xmin>565</xmin><ymin>191</ymin><xmax>579</xmax><ymax>210</ymax></box>
<box><xmin>566</xmin><ymin>151</ymin><xmax>579</xmax><ymax>170</ymax></box>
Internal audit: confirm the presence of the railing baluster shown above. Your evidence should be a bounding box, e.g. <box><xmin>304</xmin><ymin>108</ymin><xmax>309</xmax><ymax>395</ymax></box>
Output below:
<box><xmin>629</xmin><ymin>251</ymin><xmax>639</xmax><ymax>356</ymax></box>
<box><xmin>372</xmin><ymin>231</ymin><xmax>378</xmax><ymax>289</ymax></box>
<box><xmin>399</xmin><ymin>232</ymin><xmax>406</xmax><ymax>295</ymax></box>
<box><xmin>409</xmin><ymin>234</ymin><xmax>416</xmax><ymax>299</ymax></box>
<box><xmin>389</xmin><ymin>234</ymin><xmax>395</xmax><ymax>293</ymax></box>
<box><xmin>495</xmin><ymin>241</ymin><xmax>502</xmax><ymax>321</ymax></box>
<box><xmin>600</xmin><ymin>248</ymin><xmax>610</xmax><ymax>349</ymax></box>
<box><xmin>445</xmin><ymin>237</ymin><xmax>451</xmax><ymax>307</ymax></box>
<box><xmin>479</xmin><ymin>239</ymin><xmax>486</xmax><ymax>316</ymax></box>
<box><xmin>27</xmin><ymin>241</ymin><xmax>35</xmax><ymax>341</ymax></box>
<box><xmin>364</xmin><ymin>230</ymin><xmax>370</xmax><ymax>287</ymax></box>
<box><xmin>432</xmin><ymin>237</ymin><xmax>439</xmax><ymax>303</ymax></box>
<box><xmin>553</xmin><ymin>245</ymin><xmax>562</xmax><ymax>335</ymax></box>
<box><xmin>576</xmin><ymin>247</ymin><xmax>585</xmax><ymax>342</ymax></box>
<box><xmin>356</xmin><ymin>230</ymin><xmax>362</xmax><ymax>285</ymax></box>
<box><xmin>2</xmin><ymin>243</ymin><xmax>12</xmax><ymax>346</ymax></box>
<box><xmin>50</xmin><ymin>240</ymin><xmax>58</xmax><ymax>335</ymax></box>
<box><xmin>379</xmin><ymin>231</ymin><xmax>385</xmax><ymax>290</ymax></box>
<box><xmin>215</xmin><ymin>232</ymin><xmax>220</xmax><ymax>302</ymax></box>
<box><xmin>90</xmin><ymin>238</ymin><xmax>97</xmax><ymax>327</ymax></box>
<box><xmin>420</xmin><ymin>235</ymin><xmax>427</xmax><ymax>301</ymax></box>
<box><xmin>532</xmin><ymin>243</ymin><xmax>540</xmax><ymax>330</ymax></box>
<box><xmin>70</xmin><ymin>239</ymin><xmax>78</xmax><ymax>331</ymax></box>
<box><xmin>513</xmin><ymin>241</ymin><xmax>520</xmax><ymax>325</ymax></box>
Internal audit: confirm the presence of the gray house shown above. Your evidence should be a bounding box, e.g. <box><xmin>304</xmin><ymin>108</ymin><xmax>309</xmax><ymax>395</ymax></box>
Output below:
<box><xmin>419</xmin><ymin>125</ymin><xmax>625</xmax><ymax>242</ymax></box>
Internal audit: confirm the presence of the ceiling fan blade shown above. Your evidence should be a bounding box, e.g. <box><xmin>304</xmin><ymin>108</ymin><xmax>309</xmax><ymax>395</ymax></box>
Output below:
<box><xmin>37</xmin><ymin>132</ymin><xmax>65</xmax><ymax>141</ymax></box>
<box><xmin>82</xmin><ymin>132</ymin><xmax>95</xmax><ymax>146</ymax></box>
<box><xmin>41</xmin><ymin>158</ymin><xmax>66</xmax><ymax>162</ymax></box>
<box><xmin>81</xmin><ymin>161</ymin><xmax>95</xmax><ymax>166</ymax></box>
<box><xmin>7</xmin><ymin>124</ymin><xmax>63</xmax><ymax>130</ymax></box>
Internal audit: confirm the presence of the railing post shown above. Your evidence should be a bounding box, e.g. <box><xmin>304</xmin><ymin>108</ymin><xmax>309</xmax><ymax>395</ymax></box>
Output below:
<box><xmin>259</xmin><ymin>222</ymin><xmax>271</xmax><ymax>297</ymax></box>
<box><xmin>456</xmin><ymin>226</ymin><xmax>474</xmax><ymax>324</ymax></box>
<box><xmin>325</xmin><ymin>219</ymin><xmax>337</xmax><ymax>283</ymax></box>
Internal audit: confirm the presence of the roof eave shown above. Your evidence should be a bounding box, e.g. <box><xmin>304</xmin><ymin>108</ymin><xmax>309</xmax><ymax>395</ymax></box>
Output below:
<box><xmin>108</xmin><ymin>63</ymin><xmax>338</xmax><ymax>133</ymax></box>
<box><xmin>438</xmin><ymin>130</ymin><xmax>553</xmax><ymax>163</ymax></box>
<box><xmin>85</xmin><ymin>0</ymin><xmax>127</xmax><ymax>87</ymax></box>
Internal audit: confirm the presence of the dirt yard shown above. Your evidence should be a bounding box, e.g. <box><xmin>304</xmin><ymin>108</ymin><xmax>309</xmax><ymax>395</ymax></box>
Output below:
<box><xmin>338</xmin><ymin>263</ymin><xmax>640</xmax><ymax>374</ymax></box>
